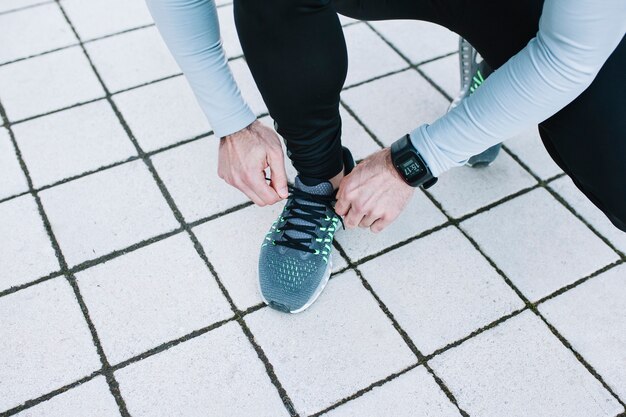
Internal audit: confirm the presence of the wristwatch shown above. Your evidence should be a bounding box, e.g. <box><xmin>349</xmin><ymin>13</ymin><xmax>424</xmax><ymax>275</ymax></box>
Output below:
<box><xmin>390</xmin><ymin>134</ymin><xmax>438</xmax><ymax>189</ymax></box>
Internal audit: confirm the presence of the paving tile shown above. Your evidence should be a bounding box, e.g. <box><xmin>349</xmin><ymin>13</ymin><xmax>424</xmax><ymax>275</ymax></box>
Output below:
<box><xmin>14</xmin><ymin>377</ymin><xmax>120</xmax><ymax>417</ymax></box>
<box><xmin>13</xmin><ymin>101</ymin><xmax>136</xmax><ymax>188</ymax></box>
<box><xmin>461</xmin><ymin>188</ymin><xmax>619</xmax><ymax>301</ymax></box>
<box><xmin>61</xmin><ymin>0</ymin><xmax>153</xmax><ymax>41</ymax></box>
<box><xmin>0</xmin><ymin>47</ymin><xmax>104</xmax><ymax>122</ymax></box>
<box><xmin>245</xmin><ymin>270</ymin><xmax>416</xmax><ymax>415</ymax></box>
<box><xmin>116</xmin><ymin>322</ymin><xmax>289</xmax><ymax>417</ymax></box>
<box><xmin>76</xmin><ymin>234</ymin><xmax>232</xmax><ymax>365</ymax></box>
<box><xmin>324</xmin><ymin>366</ymin><xmax>461</xmax><ymax>417</ymax></box>
<box><xmin>194</xmin><ymin>203</ymin><xmax>347</xmax><ymax>310</ymax></box>
<box><xmin>113</xmin><ymin>76</ymin><xmax>211</xmax><ymax>152</ymax></box>
<box><xmin>0</xmin><ymin>3</ymin><xmax>76</xmax><ymax>63</ymax></box>
<box><xmin>430</xmin><ymin>311</ymin><xmax>624</xmax><ymax>417</ymax></box>
<box><xmin>360</xmin><ymin>226</ymin><xmax>523</xmax><ymax>354</ymax></box>
<box><xmin>0</xmin><ymin>195</ymin><xmax>59</xmax><ymax>292</ymax></box>
<box><xmin>39</xmin><ymin>161</ymin><xmax>179</xmax><ymax>267</ymax></box>
<box><xmin>0</xmin><ymin>0</ymin><xmax>48</xmax><ymax>13</ymax></box>
<box><xmin>229</xmin><ymin>58</ymin><xmax>268</xmax><ymax>116</ymax></box>
<box><xmin>339</xmin><ymin>13</ymin><xmax>359</xmax><ymax>26</ymax></box>
<box><xmin>549</xmin><ymin>176</ymin><xmax>626</xmax><ymax>254</ymax></box>
<box><xmin>0</xmin><ymin>278</ymin><xmax>101</xmax><ymax>413</ymax></box>
<box><xmin>369</xmin><ymin>20</ymin><xmax>457</xmax><ymax>64</ymax></box>
<box><xmin>343</xmin><ymin>23</ymin><xmax>407</xmax><ymax>87</ymax></box>
<box><xmin>419</xmin><ymin>53</ymin><xmax>459</xmax><ymax>99</ymax></box>
<box><xmin>539</xmin><ymin>264</ymin><xmax>626</xmax><ymax>400</ymax></box>
<box><xmin>151</xmin><ymin>136</ymin><xmax>248</xmax><ymax>222</ymax></box>
<box><xmin>342</xmin><ymin>70</ymin><xmax>449</xmax><ymax>145</ymax></box>
<box><xmin>504</xmin><ymin>127</ymin><xmax>563</xmax><ymax>180</ymax></box>
<box><xmin>335</xmin><ymin>189</ymin><xmax>447</xmax><ymax>262</ymax></box>
<box><xmin>0</xmin><ymin>127</ymin><xmax>28</xmax><ymax>200</ymax></box>
<box><xmin>86</xmin><ymin>26</ymin><xmax>180</xmax><ymax>93</ymax></box>
<box><xmin>216</xmin><ymin>4</ymin><xmax>242</xmax><ymax>59</ymax></box>
<box><xmin>428</xmin><ymin>151</ymin><xmax>537</xmax><ymax>219</ymax></box>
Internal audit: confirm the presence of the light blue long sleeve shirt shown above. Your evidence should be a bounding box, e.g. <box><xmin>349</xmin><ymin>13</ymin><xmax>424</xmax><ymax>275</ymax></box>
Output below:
<box><xmin>147</xmin><ymin>0</ymin><xmax>625</xmax><ymax>173</ymax></box>
<box><xmin>145</xmin><ymin>0</ymin><xmax>255</xmax><ymax>138</ymax></box>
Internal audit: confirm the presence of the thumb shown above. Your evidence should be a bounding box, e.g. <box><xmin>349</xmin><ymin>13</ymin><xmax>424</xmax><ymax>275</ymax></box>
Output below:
<box><xmin>268</xmin><ymin>151</ymin><xmax>289</xmax><ymax>198</ymax></box>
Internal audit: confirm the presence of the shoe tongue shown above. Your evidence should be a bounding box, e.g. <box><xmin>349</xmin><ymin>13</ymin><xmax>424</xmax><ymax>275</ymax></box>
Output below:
<box><xmin>294</xmin><ymin>176</ymin><xmax>334</xmax><ymax>196</ymax></box>
<box><xmin>278</xmin><ymin>176</ymin><xmax>334</xmax><ymax>249</ymax></box>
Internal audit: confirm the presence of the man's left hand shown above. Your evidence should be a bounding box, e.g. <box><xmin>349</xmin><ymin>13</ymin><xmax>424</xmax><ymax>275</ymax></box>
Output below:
<box><xmin>335</xmin><ymin>148</ymin><xmax>415</xmax><ymax>233</ymax></box>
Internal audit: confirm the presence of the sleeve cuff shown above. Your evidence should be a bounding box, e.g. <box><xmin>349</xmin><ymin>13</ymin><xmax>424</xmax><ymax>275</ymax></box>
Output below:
<box><xmin>408</xmin><ymin>124</ymin><xmax>468</xmax><ymax>177</ymax></box>
<box><xmin>210</xmin><ymin>104</ymin><xmax>257</xmax><ymax>138</ymax></box>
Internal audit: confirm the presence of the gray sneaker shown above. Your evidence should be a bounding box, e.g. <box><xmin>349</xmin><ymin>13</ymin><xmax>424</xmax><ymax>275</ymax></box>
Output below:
<box><xmin>258</xmin><ymin>147</ymin><xmax>355</xmax><ymax>313</ymax></box>
<box><xmin>450</xmin><ymin>38</ymin><xmax>502</xmax><ymax>167</ymax></box>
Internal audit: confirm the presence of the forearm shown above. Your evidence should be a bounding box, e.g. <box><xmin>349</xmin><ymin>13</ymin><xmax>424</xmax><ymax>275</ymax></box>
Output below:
<box><xmin>145</xmin><ymin>0</ymin><xmax>255</xmax><ymax>137</ymax></box>
<box><xmin>410</xmin><ymin>0</ymin><xmax>626</xmax><ymax>177</ymax></box>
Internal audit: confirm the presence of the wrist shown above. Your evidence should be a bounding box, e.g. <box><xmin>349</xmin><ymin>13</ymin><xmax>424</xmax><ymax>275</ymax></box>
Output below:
<box><xmin>220</xmin><ymin>119</ymin><xmax>259</xmax><ymax>141</ymax></box>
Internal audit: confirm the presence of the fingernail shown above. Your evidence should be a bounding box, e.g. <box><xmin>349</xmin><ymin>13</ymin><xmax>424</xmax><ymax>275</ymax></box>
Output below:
<box><xmin>280</xmin><ymin>187</ymin><xmax>288</xmax><ymax>197</ymax></box>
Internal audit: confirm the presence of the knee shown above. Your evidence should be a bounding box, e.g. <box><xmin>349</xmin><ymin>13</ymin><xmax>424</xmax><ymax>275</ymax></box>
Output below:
<box><xmin>333</xmin><ymin>0</ymin><xmax>361</xmax><ymax>19</ymax></box>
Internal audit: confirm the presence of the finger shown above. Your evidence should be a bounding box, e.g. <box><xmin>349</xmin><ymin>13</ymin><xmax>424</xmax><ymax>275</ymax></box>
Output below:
<box><xmin>247</xmin><ymin>170</ymin><xmax>281</xmax><ymax>205</ymax></box>
<box><xmin>358</xmin><ymin>213</ymin><xmax>378</xmax><ymax>228</ymax></box>
<box><xmin>344</xmin><ymin>205</ymin><xmax>365</xmax><ymax>229</ymax></box>
<box><xmin>233</xmin><ymin>178</ymin><xmax>266</xmax><ymax>206</ymax></box>
<box><xmin>334</xmin><ymin>196</ymin><xmax>350</xmax><ymax>216</ymax></box>
<box><xmin>267</xmin><ymin>149</ymin><xmax>289</xmax><ymax>199</ymax></box>
<box><xmin>370</xmin><ymin>217</ymin><xmax>392</xmax><ymax>233</ymax></box>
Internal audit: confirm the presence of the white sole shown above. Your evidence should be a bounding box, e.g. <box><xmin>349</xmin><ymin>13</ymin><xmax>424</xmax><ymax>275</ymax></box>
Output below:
<box><xmin>258</xmin><ymin>258</ymin><xmax>333</xmax><ymax>314</ymax></box>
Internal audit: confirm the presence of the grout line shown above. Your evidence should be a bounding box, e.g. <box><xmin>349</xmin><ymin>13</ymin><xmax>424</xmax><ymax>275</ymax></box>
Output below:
<box><xmin>0</xmin><ymin>371</ymin><xmax>102</xmax><ymax>417</ymax></box>
<box><xmin>0</xmin><ymin>270</ymin><xmax>64</xmax><ymax>298</ymax></box>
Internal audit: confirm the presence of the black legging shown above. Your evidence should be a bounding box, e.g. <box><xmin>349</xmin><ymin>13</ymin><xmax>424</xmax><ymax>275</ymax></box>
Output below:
<box><xmin>233</xmin><ymin>0</ymin><xmax>626</xmax><ymax>232</ymax></box>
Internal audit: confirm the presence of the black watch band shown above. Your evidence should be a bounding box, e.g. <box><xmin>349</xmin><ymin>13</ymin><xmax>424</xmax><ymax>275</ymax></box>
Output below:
<box><xmin>390</xmin><ymin>134</ymin><xmax>438</xmax><ymax>189</ymax></box>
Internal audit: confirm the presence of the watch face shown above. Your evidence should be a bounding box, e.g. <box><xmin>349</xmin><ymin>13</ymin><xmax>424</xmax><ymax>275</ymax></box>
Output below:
<box><xmin>400</xmin><ymin>157</ymin><xmax>426</xmax><ymax>181</ymax></box>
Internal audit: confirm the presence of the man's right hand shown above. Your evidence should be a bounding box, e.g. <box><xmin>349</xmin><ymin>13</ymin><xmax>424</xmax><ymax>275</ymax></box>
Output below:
<box><xmin>217</xmin><ymin>120</ymin><xmax>289</xmax><ymax>206</ymax></box>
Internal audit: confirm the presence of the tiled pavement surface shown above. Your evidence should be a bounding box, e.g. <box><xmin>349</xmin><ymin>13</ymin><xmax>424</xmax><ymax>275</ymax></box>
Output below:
<box><xmin>1</xmin><ymin>1</ymin><xmax>625</xmax><ymax>416</ymax></box>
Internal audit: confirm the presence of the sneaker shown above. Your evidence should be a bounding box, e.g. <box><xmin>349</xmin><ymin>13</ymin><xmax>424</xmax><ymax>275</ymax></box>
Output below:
<box><xmin>449</xmin><ymin>37</ymin><xmax>502</xmax><ymax>167</ymax></box>
<box><xmin>258</xmin><ymin>147</ymin><xmax>355</xmax><ymax>313</ymax></box>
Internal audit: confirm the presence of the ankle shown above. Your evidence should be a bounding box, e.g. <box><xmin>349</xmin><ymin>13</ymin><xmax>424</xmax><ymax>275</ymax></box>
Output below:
<box><xmin>329</xmin><ymin>165</ymin><xmax>345</xmax><ymax>190</ymax></box>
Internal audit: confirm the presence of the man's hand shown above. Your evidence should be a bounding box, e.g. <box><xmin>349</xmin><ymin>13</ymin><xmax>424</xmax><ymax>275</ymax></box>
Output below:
<box><xmin>335</xmin><ymin>148</ymin><xmax>414</xmax><ymax>233</ymax></box>
<box><xmin>218</xmin><ymin>120</ymin><xmax>288</xmax><ymax>206</ymax></box>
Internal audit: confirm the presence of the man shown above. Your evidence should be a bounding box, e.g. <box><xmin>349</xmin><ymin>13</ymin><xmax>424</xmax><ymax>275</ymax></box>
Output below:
<box><xmin>147</xmin><ymin>0</ymin><xmax>626</xmax><ymax>313</ymax></box>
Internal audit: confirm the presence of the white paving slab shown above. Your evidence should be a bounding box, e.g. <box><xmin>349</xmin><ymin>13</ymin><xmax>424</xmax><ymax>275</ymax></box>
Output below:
<box><xmin>216</xmin><ymin>4</ymin><xmax>242</xmax><ymax>59</ymax></box>
<box><xmin>360</xmin><ymin>226</ymin><xmax>524</xmax><ymax>355</ymax></box>
<box><xmin>0</xmin><ymin>3</ymin><xmax>76</xmax><ymax>64</ymax></box>
<box><xmin>245</xmin><ymin>270</ymin><xmax>416</xmax><ymax>415</ymax></box>
<box><xmin>343</xmin><ymin>23</ymin><xmax>407</xmax><ymax>87</ymax></box>
<box><xmin>0</xmin><ymin>0</ymin><xmax>49</xmax><ymax>13</ymax></box>
<box><xmin>86</xmin><ymin>26</ymin><xmax>180</xmax><ymax>93</ymax></box>
<box><xmin>461</xmin><ymin>188</ymin><xmax>619</xmax><ymax>301</ymax></box>
<box><xmin>419</xmin><ymin>54</ymin><xmax>459</xmax><ymax>99</ymax></box>
<box><xmin>116</xmin><ymin>322</ymin><xmax>289</xmax><ymax>417</ymax></box>
<box><xmin>194</xmin><ymin>203</ymin><xmax>347</xmax><ymax>311</ymax></box>
<box><xmin>539</xmin><ymin>264</ymin><xmax>626</xmax><ymax>400</ymax></box>
<box><xmin>0</xmin><ymin>195</ymin><xmax>59</xmax><ymax>292</ymax></box>
<box><xmin>324</xmin><ymin>366</ymin><xmax>461</xmax><ymax>417</ymax></box>
<box><xmin>428</xmin><ymin>151</ymin><xmax>537</xmax><ymax>219</ymax></box>
<box><xmin>151</xmin><ymin>136</ymin><xmax>248</xmax><ymax>222</ymax></box>
<box><xmin>369</xmin><ymin>20</ymin><xmax>457</xmax><ymax>64</ymax></box>
<box><xmin>13</xmin><ymin>101</ymin><xmax>136</xmax><ymax>188</ymax></box>
<box><xmin>429</xmin><ymin>311</ymin><xmax>624</xmax><ymax>417</ymax></box>
<box><xmin>113</xmin><ymin>77</ymin><xmax>211</xmax><ymax>152</ymax></box>
<box><xmin>76</xmin><ymin>234</ymin><xmax>232</xmax><ymax>365</ymax></box>
<box><xmin>335</xmin><ymin>189</ymin><xmax>447</xmax><ymax>262</ymax></box>
<box><xmin>342</xmin><ymin>70</ymin><xmax>449</xmax><ymax>145</ymax></box>
<box><xmin>61</xmin><ymin>0</ymin><xmax>153</xmax><ymax>41</ymax></box>
<box><xmin>0</xmin><ymin>47</ymin><xmax>104</xmax><ymax>122</ymax></box>
<box><xmin>15</xmin><ymin>377</ymin><xmax>121</xmax><ymax>417</ymax></box>
<box><xmin>0</xmin><ymin>127</ymin><xmax>28</xmax><ymax>200</ymax></box>
<box><xmin>0</xmin><ymin>278</ymin><xmax>101</xmax><ymax>413</ymax></box>
<box><xmin>39</xmin><ymin>161</ymin><xmax>179</xmax><ymax>267</ymax></box>
<box><xmin>550</xmin><ymin>176</ymin><xmax>626</xmax><ymax>254</ymax></box>
<box><xmin>504</xmin><ymin>127</ymin><xmax>563</xmax><ymax>180</ymax></box>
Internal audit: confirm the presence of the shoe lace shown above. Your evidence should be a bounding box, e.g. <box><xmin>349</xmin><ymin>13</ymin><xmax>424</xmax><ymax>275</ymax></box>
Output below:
<box><xmin>272</xmin><ymin>182</ymin><xmax>345</xmax><ymax>254</ymax></box>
